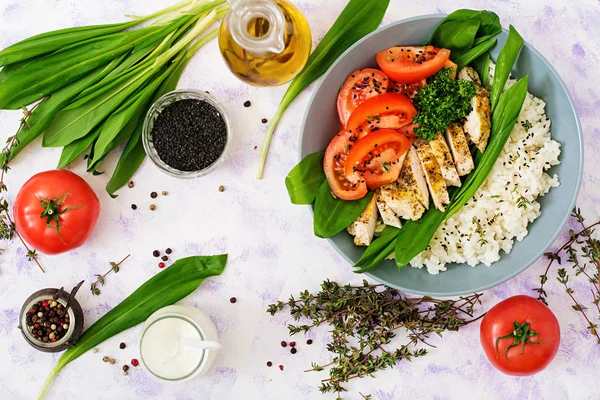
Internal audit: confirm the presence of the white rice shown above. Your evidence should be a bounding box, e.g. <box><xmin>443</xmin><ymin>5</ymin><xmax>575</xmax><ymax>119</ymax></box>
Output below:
<box><xmin>407</xmin><ymin>67</ymin><xmax>561</xmax><ymax>274</ymax></box>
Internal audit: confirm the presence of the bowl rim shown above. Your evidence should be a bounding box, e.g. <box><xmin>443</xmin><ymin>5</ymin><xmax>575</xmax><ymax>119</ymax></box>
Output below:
<box><xmin>297</xmin><ymin>14</ymin><xmax>584</xmax><ymax>296</ymax></box>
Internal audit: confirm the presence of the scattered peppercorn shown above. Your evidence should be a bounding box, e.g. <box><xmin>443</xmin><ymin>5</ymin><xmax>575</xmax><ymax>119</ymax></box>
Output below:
<box><xmin>279</xmin><ymin>365</ymin><xmax>284</xmax><ymax>371</ymax></box>
<box><xmin>131</xmin><ymin>204</ymin><xmax>137</xmax><ymax>210</ymax></box>
<box><xmin>161</xmin><ymin>255</ymin><xmax>168</xmax><ymax>261</ymax></box>
<box><xmin>128</xmin><ymin>181</ymin><xmax>134</xmax><ymax>188</ymax></box>
<box><xmin>150</xmin><ymin>192</ymin><xmax>158</xmax><ymax>199</ymax></box>
<box><xmin>253</xmin><ymin>146</ymin><xmax>258</xmax><ymax>150</ymax></box>
<box><xmin>289</xmin><ymin>341</ymin><xmax>296</xmax><ymax>347</ymax></box>
<box><xmin>93</xmin><ymin>348</ymin><xmax>99</xmax><ymax>353</ymax></box>
<box><xmin>119</xmin><ymin>342</ymin><xmax>126</xmax><ymax>349</ymax></box>
<box><xmin>123</xmin><ymin>365</ymin><xmax>130</xmax><ymax>372</ymax></box>
<box><xmin>280</xmin><ymin>341</ymin><xmax>287</xmax><ymax>347</ymax></box>
<box><xmin>261</xmin><ymin>118</ymin><xmax>268</xmax><ymax>124</ymax></box>
<box><xmin>267</xmin><ymin>361</ymin><xmax>273</xmax><ymax>367</ymax></box>
<box><xmin>230</xmin><ymin>297</ymin><xmax>237</xmax><ymax>304</ymax></box>
<box><xmin>131</xmin><ymin>359</ymin><xmax>139</xmax><ymax>367</ymax></box>
<box><xmin>158</xmin><ymin>262</ymin><xmax>165</xmax><ymax>269</ymax></box>
<box><xmin>218</xmin><ymin>185</ymin><xmax>225</xmax><ymax>192</ymax></box>
<box><xmin>109</xmin><ymin>358</ymin><xmax>116</xmax><ymax>365</ymax></box>
<box><xmin>306</xmin><ymin>339</ymin><xmax>313</xmax><ymax>345</ymax></box>
<box><xmin>165</xmin><ymin>248</ymin><xmax>172</xmax><ymax>254</ymax></box>
<box><xmin>162</xmin><ymin>191</ymin><xmax>169</xmax><ymax>196</ymax></box>
<box><xmin>244</xmin><ymin>100</ymin><xmax>251</xmax><ymax>107</ymax></box>
<box><xmin>102</xmin><ymin>356</ymin><xmax>109</xmax><ymax>363</ymax></box>
<box><xmin>26</xmin><ymin>298</ymin><xmax>69</xmax><ymax>343</ymax></box>
<box><xmin>150</xmin><ymin>204</ymin><xmax>156</xmax><ymax>211</ymax></box>
<box><xmin>153</xmin><ymin>250</ymin><xmax>160</xmax><ymax>257</ymax></box>
<box><xmin>290</xmin><ymin>348</ymin><xmax>297</xmax><ymax>354</ymax></box>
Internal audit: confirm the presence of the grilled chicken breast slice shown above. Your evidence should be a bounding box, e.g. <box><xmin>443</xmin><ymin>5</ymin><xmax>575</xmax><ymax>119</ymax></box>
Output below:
<box><xmin>430</xmin><ymin>133</ymin><xmax>461</xmax><ymax>187</ymax></box>
<box><xmin>458</xmin><ymin>66</ymin><xmax>492</xmax><ymax>152</ymax></box>
<box><xmin>375</xmin><ymin>196</ymin><xmax>402</xmax><ymax>229</ymax></box>
<box><xmin>445</xmin><ymin>123</ymin><xmax>474</xmax><ymax>176</ymax></box>
<box><xmin>347</xmin><ymin>195</ymin><xmax>378</xmax><ymax>246</ymax></box>
<box><xmin>414</xmin><ymin>138</ymin><xmax>450</xmax><ymax>212</ymax></box>
<box><xmin>378</xmin><ymin>147</ymin><xmax>428</xmax><ymax>221</ymax></box>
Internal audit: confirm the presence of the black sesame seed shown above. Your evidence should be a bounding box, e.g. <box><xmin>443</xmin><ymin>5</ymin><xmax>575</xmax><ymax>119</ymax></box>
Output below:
<box><xmin>152</xmin><ymin>99</ymin><xmax>227</xmax><ymax>172</ymax></box>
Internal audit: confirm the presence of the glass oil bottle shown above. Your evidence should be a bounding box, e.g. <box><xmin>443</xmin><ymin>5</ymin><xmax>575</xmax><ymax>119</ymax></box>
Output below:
<box><xmin>219</xmin><ymin>0</ymin><xmax>312</xmax><ymax>86</ymax></box>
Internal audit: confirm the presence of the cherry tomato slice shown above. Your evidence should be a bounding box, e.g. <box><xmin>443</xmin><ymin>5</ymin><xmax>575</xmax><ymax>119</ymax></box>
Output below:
<box><xmin>387</xmin><ymin>79</ymin><xmax>426</xmax><ymax>99</ymax></box>
<box><xmin>323</xmin><ymin>129</ymin><xmax>368</xmax><ymax>201</ymax></box>
<box><xmin>344</xmin><ymin>129</ymin><xmax>412</xmax><ymax>189</ymax></box>
<box><xmin>337</xmin><ymin>68</ymin><xmax>389</xmax><ymax>127</ymax></box>
<box><xmin>376</xmin><ymin>46</ymin><xmax>451</xmax><ymax>84</ymax></box>
<box><xmin>346</xmin><ymin>93</ymin><xmax>417</xmax><ymax>137</ymax></box>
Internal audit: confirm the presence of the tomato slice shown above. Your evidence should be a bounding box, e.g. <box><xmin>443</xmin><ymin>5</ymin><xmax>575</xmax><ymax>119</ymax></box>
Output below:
<box><xmin>344</xmin><ymin>129</ymin><xmax>412</xmax><ymax>189</ymax></box>
<box><xmin>376</xmin><ymin>46</ymin><xmax>451</xmax><ymax>84</ymax></box>
<box><xmin>337</xmin><ymin>68</ymin><xmax>389</xmax><ymax>127</ymax></box>
<box><xmin>444</xmin><ymin>59</ymin><xmax>458</xmax><ymax>79</ymax></box>
<box><xmin>323</xmin><ymin>129</ymin><xmax>368</xmax><ymax>200</ymax></box>
<box><xmin>346</xmin><ymin>93</ymin><xmax>417</xmax><ymax>137</ymax></box>
<box><xmin>387</xmin><ymin>79</ymin><xmax>426</xmax><ymax>99</ymax></box>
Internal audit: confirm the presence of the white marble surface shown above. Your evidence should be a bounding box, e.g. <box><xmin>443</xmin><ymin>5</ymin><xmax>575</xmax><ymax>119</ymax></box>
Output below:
<box><xmin>1</xmin><ymin>0</ymin><xmax>599</xmax><ymax>399</ymax></box>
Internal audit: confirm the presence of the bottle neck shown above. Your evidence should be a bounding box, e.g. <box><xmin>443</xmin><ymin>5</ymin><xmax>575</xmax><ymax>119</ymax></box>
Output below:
<box><xmin>228</xmin><ymin>0</ymin><xmax>286</xmax><ymax>56</ymax></box>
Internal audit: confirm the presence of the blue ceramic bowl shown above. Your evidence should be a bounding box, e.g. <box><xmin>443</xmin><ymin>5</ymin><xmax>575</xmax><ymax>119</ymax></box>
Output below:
<box><xmin>299</xmin><ymin>15</ymin><xmax>583</xmax><ymax>296</ymax></box>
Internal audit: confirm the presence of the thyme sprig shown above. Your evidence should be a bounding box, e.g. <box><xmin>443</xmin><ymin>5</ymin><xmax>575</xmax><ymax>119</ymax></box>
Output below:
<box><xmin>0</xmin><ymin>100</ymin><xmax>48</xmax><ymax>272</ymax></box>
<box><xmin>268</xmin><ymin>280</ymin><xmax>483</xmax><ymax>397</ymax></box>
<box><xmin>534</xmin><ymin>206</ymin><xmax>600</xmax><ymax>343</ymax></box>
<box><xmin>90</xmin><ymin>254</ymin><xmax>131</xmax><ymax>296</ymax></box>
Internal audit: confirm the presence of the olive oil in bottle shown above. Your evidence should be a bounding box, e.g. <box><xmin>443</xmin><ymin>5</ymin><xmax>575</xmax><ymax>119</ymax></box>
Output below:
<box><xmin>219</xmin><ymin>0</ymin><xmax>312</xmax><ymax>86</ymax></box>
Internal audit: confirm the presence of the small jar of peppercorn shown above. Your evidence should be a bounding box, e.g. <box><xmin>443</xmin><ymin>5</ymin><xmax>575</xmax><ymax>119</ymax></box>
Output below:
<box><xmin>18</xmin><ymin>282</ymin><xmax>84</xmax><ymax>353</ymax></box>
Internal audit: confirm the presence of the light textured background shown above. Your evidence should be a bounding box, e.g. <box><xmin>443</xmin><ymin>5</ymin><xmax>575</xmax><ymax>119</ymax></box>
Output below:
<box><xmin>1</xmin><ymin>0</ymin><xmax>599</xmax><ymax>399</ymax></box>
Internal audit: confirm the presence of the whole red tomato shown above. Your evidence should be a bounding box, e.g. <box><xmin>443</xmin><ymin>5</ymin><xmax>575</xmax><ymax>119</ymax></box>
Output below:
<box><xmin>14</xmin><ymin>170</ymin><xmax>100</xmax><ymax>255</ymax></box>
<box><xmin>480</xmin><ymin>295</ymin><xmax>560</xmax><ymax>376</ymax></box>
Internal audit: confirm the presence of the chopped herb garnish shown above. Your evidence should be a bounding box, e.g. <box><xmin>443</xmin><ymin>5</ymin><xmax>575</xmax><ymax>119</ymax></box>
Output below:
<box><xmin>413</xmin><ymin>68</ymin><xmax>476</xmax><ymax>141</ymax></box>
<box><xmin>517</xmin><ymin>195</ymin><xmax>532</xmax><ymax>209</ymax></box>
<box><xmin>521</xmin><ymin>119</ymin><xmax>532</xmax><ymax>131</ymax></box>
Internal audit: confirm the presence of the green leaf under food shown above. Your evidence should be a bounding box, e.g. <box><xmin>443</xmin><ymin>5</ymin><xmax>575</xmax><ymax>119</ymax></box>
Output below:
<box><xmin>489</xmin><ymin>25</ymin><xmax>524</xmax><ymax>111</ymax></box>
<box><xmin>37</xmin><ymin>254</ymin><xmax>228</xmax><ymax>400</ymax></box>
<box><xmin>3</xmin><ymin>58</ymin><xmax>123</xmax><ymax>164</ymax></box>
<box><xmin>393</xmin><ymin>77</ymin><xmax>528</xmax><ymax>269</ymax></box>
<box><xmin>257</xmin><ymin>0</ymin><xmax>390</xmax><ymax>179</ymax></box>
<box><xmin>285</xmin><ymin>152</ymin><xmax>326</xmax><ymax>205</ymax></box>
<box><xmin>472</xmin><ymin>52</ymin><xmax>491</xmax><ymax>88</ymax></box>
<box><xmin>353</xmin><ymin>225</ymin><xmax>400</xmax><ymax>273</ymax></box>
<box><xmin>313</xmin><ymin>181</ymin><xmax>374</xmax><ymax>239</ymax></box>
<box><xmin>427</xmin><ymin>9</ymin><xmax>501</xmax><ymax>51</ymax></box>
<box><xmin>453</xmin><ymin>38</ymin><xmax>497</xmax><ymax>71</ymax></box>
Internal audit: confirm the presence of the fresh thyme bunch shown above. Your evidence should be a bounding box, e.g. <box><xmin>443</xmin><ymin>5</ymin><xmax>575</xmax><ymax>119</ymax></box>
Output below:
<box><xmin>268</xmin><ymin>280</ymin><xmax>483</xmax><ymax>398</ymax></box>
<box><xmin>534</xmin><ymin>206</ymin><xmax>600</xmax><ymax>343</ymax></box>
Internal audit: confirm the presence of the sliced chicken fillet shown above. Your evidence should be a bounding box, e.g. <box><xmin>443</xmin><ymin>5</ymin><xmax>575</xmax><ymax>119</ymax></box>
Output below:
<box><xmin>429</xmin><ymin>133</ymin><xmax>461</xmax><ymax>187</ymax></box>
<box><xmin>414</xmin><ymin>138</ymin><xmax>450</xmax><ymax>212</ymax></box>
<box><xmin>375</xmin><ymin>196</ymin><xmax>402</xmax><ymax>229</ymax></box>
<box><xmin>347</xmin><ymin>195</ymin><xmax>378</xmax><ymax>246</ymax></box>
<box><xmin>378</xmin><ymin>148</ymin><xmax>428</xmax><ymax>221</ymax></box>
<box><xmin>458</xmin><ymin>66</ymin><xmax>492</xmax><ymax>152</ymax></box>
<box><xmin>445</xmin><ymin>123</ymin><xmax>474</xmax><ymax>176</ymax></box>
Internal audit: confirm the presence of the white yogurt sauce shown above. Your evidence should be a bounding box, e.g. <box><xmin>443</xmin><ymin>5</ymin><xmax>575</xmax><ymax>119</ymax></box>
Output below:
<box><xmin>140</xmin><ymin>317</ymin><xmax>205</xmax><ymax>380</ymax></box>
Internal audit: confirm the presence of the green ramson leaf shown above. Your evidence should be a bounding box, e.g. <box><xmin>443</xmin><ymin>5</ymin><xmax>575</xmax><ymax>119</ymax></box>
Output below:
<box><xmin>257</xmin><ymin>0</ymin><xmax>390</xmax><ymax>178</ymax></box>
<box><xmin>490</xmin><ymin>26</ymin><xmax>524</xmax><ymax>111</ymax></box>
<box><xmin>472</xmin><ymin>52</ymin><xmax>491</xmax><ymax>88</ymax></box>
<box><xmin>285</xmin><ymin>152</ymin><xmax>326</xmax><ymax>205</ymax></box>
<box><xmin>314</xmin><ymin>181</ymin><xmax>374</xmax><ymax>239</ymax></box>
<box><xmin>38</xmin><ymin>254</ymin><xmax>228</xmax><ymax>399</ymax></box>
<box><xmin>427</xmin><ymin>10</ymin><xmax>501</xmax><ymax>51</ymax></box>
<box><xmin>453</xmin><ymin>38</ymin><xmax>497</xmax><ymax>71</ymax></box>
<box><xmin>57</xmin><ymin>126</ymin><xmax>101</xmax><ymax>169</ymax></box>
<box><xmin>353</xmin><ymin>225</ymin><xmax>400</xmax><ymax>272</ymax></box>
<box><xmin>413</xmin><ymin>68</ymin><xmax>476</xmax><ymax>141</ymax></box>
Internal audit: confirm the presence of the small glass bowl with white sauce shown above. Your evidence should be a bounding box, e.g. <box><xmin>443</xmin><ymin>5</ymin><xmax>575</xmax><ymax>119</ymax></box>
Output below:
<box><xmin>138</xmin><ymin>304</ymin><xmax>220</xmax><ymax>383</ymax></box>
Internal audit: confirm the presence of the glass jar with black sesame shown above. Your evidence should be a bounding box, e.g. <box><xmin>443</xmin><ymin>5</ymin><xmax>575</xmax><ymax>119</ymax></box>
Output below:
<box><xmin>143</xmin><ymin>90</ymin><xmax>232</xmax><ymax>179</ymax></box>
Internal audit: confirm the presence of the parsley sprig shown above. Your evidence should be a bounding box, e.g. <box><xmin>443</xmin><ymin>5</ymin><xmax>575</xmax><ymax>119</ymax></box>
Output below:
<box><xmin>413</xmin><ymin>67</ymin><xmax>476</xmax><ymax>141</ymax></box>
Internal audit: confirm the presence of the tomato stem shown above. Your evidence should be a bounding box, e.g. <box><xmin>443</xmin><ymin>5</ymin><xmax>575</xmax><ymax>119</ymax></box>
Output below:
<box><xmin>39</xmin><ymin>192</ymin><xmax>83</xmax><ymax>241</ymax></box>
<box><xmin>495</xmin><ymin>321</ymin><xmax>542</xmax><ymax>362</ymax></box>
